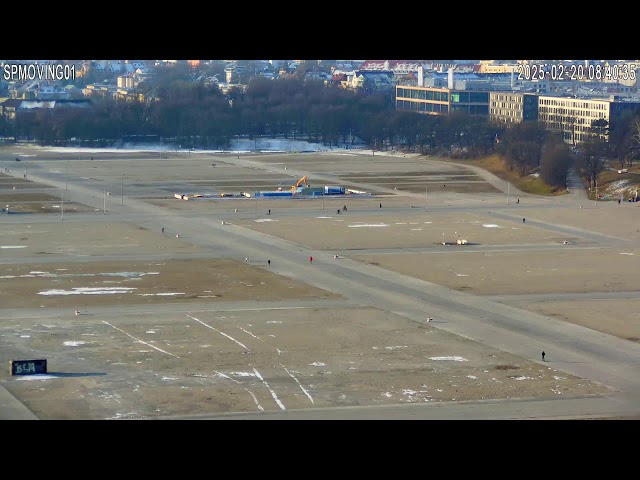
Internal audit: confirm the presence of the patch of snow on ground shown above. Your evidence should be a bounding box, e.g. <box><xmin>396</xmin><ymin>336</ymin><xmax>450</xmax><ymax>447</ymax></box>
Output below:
<box><xmin>348</xmin><ymin>224</ymin><xmax>388</xmax><ymax>228</ymax></box>
<box><xmin>429</xmin><ymin>356</ymin><xmax>468</xmax><ymax>362</ymax></box>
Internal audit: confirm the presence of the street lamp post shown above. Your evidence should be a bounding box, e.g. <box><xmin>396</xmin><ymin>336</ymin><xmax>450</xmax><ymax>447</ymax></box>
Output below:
<box><xmin>425</xmin><ymin>185</ymin><xmax>428</xmax><ymax>211</ymax></box>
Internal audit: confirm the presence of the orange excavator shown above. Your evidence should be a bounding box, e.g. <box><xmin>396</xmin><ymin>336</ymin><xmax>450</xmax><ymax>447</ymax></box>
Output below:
<box><xmin>291</xmin><ymin>176</ymin><xmax>309</xmax><ymax>192</ymax></box>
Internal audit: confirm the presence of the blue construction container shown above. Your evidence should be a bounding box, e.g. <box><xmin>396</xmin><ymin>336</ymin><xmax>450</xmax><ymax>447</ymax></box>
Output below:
<box><xmin>324</xmin><ymin>185</ymin><xmax>345</xmax><ymax>194</ymax></box>
<box><xmin>256</xmin><ymin>191</ymin><xmax>293</xmax><ymax>197</ymax></box>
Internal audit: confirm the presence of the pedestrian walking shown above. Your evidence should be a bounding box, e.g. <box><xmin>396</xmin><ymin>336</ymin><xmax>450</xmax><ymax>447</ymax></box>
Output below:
<box><xmin>523</xmin><ymin>218</ymin><xmax>526</xmax><ymax>224</ymax></box>
<box><xmin>268</xmin><ymin>209</ymin><xmax>271</xmax><ymax>215</ymax></box>
<box><xmin>516</xmin><ymin>198</ymin><xmax>520</xmax><ymax>204</ymax></box>
<box><xmin>379</xmin><ymin>203</ymin><xmax>382</xmax><ymax>208</ymax></box>
<box><xmin>309</xmin><ymin>256</ymin><xmax>313</xmax><ymax>264</ymax></box>
<box><xmin>161</xmin><ymin>227</ymin><xmax>164</xmax><ymax>234</ymax></box>
<box><xmin>268</xmin><ymin>259</ymin><xmax>271</xmax><ymax>266</ymax></box>
<box><xmin>541</xmin><ymin>351</ymin><xmax>546</xmax><ymax>361</ymax></box>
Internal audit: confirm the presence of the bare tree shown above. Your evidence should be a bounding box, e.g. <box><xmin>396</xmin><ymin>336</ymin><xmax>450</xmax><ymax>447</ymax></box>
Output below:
<box><xmin>576</xmin><ymin>130</ymin><xmax>608</xmax><ymax>192</ymax></box>
<box><xmin>608</xmin><ymin>110</ymin><xmax>635</xmax><ymax>170</ymax></box>
<box><xmin>629</xmin><ymin>117</ymin><xmax>640</xmax><ymax>168</ymax></box>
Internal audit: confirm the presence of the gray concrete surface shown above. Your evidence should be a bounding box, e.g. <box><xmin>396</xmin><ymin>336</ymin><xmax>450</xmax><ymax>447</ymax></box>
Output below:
<box><xmin>1</xmin><ymin>147</ymin><xmax>639</xmax><ymax>420</ymax></box>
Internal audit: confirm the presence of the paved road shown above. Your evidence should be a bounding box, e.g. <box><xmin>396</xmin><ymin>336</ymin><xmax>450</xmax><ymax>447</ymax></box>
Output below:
<box><xmin>2</xmin><ymin>151</ymin><xmax>640</xmax><ymax>420</ymax></box>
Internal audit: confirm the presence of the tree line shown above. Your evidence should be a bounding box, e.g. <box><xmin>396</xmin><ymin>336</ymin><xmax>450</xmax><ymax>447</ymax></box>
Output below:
<box><xmin>3</xmin><ymin>74</ymin><xmax>640</xmax><ymax>190</ymax></box>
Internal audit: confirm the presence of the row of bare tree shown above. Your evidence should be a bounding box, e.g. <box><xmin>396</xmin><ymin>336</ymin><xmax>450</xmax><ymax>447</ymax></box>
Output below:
<box><xmin>3</xmin><ymin>76</ymin><xmax>640</xmax><ymax>192</ymax></box>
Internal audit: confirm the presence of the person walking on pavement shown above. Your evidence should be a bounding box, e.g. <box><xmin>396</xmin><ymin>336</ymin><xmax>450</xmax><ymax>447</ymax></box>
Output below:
<box><xmin>161</xmin><ymin>227</ymin><xmax>164</xmax><ymax>234</ymax></box>
<box><xmin>268</xmin><ymin>259</ymin><xmax>271</xmax><ymax>266</ymax></box>
<box><xmin>541</xmin><ymin>351</ymin><xmax>546</xmax><ymax>361</ymax></box>
<box><xmin>309</xmin><ymin>255</ymin><xmax>313</xmax><ymax>264</ymax></box>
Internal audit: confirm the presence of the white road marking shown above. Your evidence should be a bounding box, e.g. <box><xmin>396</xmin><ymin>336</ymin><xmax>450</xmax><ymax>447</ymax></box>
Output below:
<box><xmin>187</xmin><ymin>314</ymin><xmax>249</xmax><ymax>351</ymax></box>
<box><xmin>214</xmin><ymin>370</ymin><xmax>264</xmax><ymax>411</ymax></box>
<box><xmin>102</xmin><ymin>320</ymin><xmax>180</xmax><ymax>358</ymax></box>
<box><xmin>252</xmin><ymin>367</ymin><xmax>285</xmax><ymax>410</ymax></box>
<box><xmin>282</xmin><ymin>365</ymin><xmax>314</xmax><ymax>404</ymax></box>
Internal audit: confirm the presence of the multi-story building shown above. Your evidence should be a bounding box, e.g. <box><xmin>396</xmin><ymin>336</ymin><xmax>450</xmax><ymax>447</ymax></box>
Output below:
<box><xmin>395</xmin><ymin>67</ymin><xmax>516</xmax><ymax>116</ymax></box>
<box><xmin>396</xmin><ymin>84</ymin><xmax>491</xmax><ymax>116</ymax></box>
<box><xmin>537</xmin><ymin>94</ymin><xmax>640</xmax><ymax>145</ymax></box>
<box><xmin>394</xmin><ymin>67</ymin><xmax>640</xmax><ymax>145</ymax></box>
<box><xmin>490</xmin><ymin>91</ymin><xmax>539</xmax><ymax>124</ymax></box>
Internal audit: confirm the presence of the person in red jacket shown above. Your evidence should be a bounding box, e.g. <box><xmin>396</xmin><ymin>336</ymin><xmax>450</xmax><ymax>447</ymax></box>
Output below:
<box><xmin>309</xmin><ymin>256</ymin><xmax>313</xmax><ymax>264</ymax></box>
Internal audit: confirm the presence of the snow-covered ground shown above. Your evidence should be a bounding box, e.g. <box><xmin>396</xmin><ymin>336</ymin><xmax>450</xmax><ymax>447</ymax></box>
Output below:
<box><xmin>34</xmin><ymin>138</ymin><xmax>367</xmax><ymax>154</ymax></box>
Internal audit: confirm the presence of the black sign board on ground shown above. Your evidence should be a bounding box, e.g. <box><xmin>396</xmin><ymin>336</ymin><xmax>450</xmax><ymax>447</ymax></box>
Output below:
<box><xmin>10</xmin><ymin>359</ymin><xmax>47</xmax><ymax>376</ymax></box>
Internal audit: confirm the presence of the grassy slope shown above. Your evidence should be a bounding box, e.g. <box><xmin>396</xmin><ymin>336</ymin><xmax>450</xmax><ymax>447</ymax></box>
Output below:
<box><xmin>463</xmin><ymin>154</ymin><xmax>640</xmax><ymax>201</ymax></box>
<box><xmin>456</xmin><ymin>154</ymin><xmax>566</xmax><ymax>196</ymax></box>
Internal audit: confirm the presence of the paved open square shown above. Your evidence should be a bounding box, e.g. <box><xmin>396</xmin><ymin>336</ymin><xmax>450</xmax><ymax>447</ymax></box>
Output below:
<box><xmin>1</xmin><ymin>145</ymin><xmax>638</xmax><ymax>420</ymax></box>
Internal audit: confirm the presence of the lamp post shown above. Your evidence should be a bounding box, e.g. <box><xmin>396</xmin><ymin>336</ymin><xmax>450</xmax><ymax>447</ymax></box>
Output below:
<box><xmin>425</xmin><ymin>185</ymin><xmax>428</xmax><ymax>211</ymax></box>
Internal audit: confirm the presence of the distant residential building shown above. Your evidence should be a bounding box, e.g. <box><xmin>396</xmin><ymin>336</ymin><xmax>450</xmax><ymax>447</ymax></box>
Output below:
<box><xmin>82</xmin><ymin>83</ymin><xmax>119</xmax><ymax>98</ymax></box>
<box><xmin>346</xmin><ymin>70</ymin><xmax>396</xmax><ymax>94</ymax></box>
<box><xmin>1</xmin><ymin>98</ymin><xmax>92</xmax><ymax>122</ymax></box>
<box><xmin>117</xmin><ymin>75</ymin><xmax>136</xmax><ymax>89</ymax></box>
<box><xmin>359</xmin><ymin>60</ymin><xmax>426</xmax><ymax>75</ymax></box>
<box><xmin>304</xmin><ymin>70</ymin><xmax>332</xmax><ymax>82</ymax></box>
<box><xmin>478</xmin><ymin>60</ymin><xmax>520</xmax><ymax>74</ymax></box>
<box><xmin>1</xmin><ymin>98</ymin><xmax>22</xmax><ymax>120</ymax></box>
